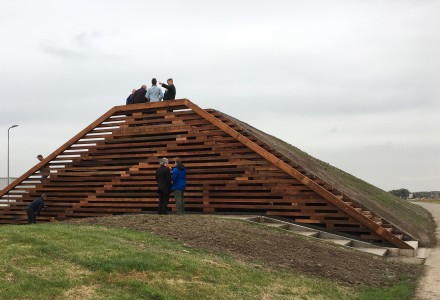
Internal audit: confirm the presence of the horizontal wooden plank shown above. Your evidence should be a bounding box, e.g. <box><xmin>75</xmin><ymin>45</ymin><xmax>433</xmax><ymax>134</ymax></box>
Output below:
<box><xmin>0</xmin><ymin>99</ymin><xmax>411</xmax><ymax>249</ymax></box>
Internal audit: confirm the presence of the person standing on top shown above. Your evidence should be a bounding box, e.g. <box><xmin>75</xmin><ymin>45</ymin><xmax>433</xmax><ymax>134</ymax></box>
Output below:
<box><xmin>171</xmin><ymin>157</ymin><xmax>186</xmax><ymax>215</ymax></box>
<box><xmin>126</xmin><ymin>89</ymin><xmax>136</xmax><ymax>104</ymax></box>
<box><xmin>26</xmin><ymin>194</ymin><xmax>46</xmax><ymax>224</ymax></box>
<box><xmin>156</xmin><ymin>158</ymin><xmax>171</xmax><ymax>215</ymax></box>
<box><xmin>133</xmin><ymin>85</ymin><xmax>148</xmax><ymax>103</ymax></box>
<box><xmin>159</xmin><ymin>78</ymin><xmax>176</xmax><ymax>100</ymax></box>
<box><xmin>146</xmin><ymin>78</ymin><xmax>164</xmax><ymax>102</ymax></box>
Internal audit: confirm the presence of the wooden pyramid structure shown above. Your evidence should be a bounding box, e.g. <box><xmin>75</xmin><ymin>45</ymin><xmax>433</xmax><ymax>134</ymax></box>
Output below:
<box><xmin>0</xmin><ymin>99</ymin><xmax>415</xmax><ymax>249</ymax></box>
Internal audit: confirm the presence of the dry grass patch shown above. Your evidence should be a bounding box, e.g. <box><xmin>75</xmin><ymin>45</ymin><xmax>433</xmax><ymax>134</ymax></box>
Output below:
<box><xmin>201</xmin><ymin>258</ymin><xmax>232</xmax><ymax>269</ymax></box>
<box><xmin>63</xmin><ymin>285</ymin><xmax>99</xmax><ymax>300</ymax></box>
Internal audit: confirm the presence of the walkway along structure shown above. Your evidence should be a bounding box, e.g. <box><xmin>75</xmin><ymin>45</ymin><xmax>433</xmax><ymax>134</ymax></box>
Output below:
<box><xmin>0</xmin><ymin>99</ymin><xmax>426</xmax><ymax>249</ymax></box>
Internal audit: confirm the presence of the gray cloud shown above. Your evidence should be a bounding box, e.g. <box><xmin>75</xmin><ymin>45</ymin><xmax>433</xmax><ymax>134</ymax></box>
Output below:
<box><xmin>40</xmin><ymin>30</ymin><xmax>115</xmax><ymax>62</ymax></box>
<box><xmin>1</xmin><ymin>0</ymin><xmax>439</xmax><ymax>192</ymax></box>
<box><xmin>41</xmin><ymin>41</ymin><xmax>89</xmax><ymax>61</ymax></box>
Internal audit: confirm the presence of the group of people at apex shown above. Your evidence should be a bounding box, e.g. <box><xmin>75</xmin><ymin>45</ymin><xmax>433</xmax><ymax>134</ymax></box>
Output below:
<box><xmin>26</xmin><ymin>157</ymin><xmax>187</xmax><ymax>224</ymax></box>
<box><xmin>25</xmin><ymin>78</ymin><xmax>180</xmax><ymax>224</ymax></box>
<box><xmin>126</xmin><ymin>78</ymin><xmax>176</xmax><ymax>104</ymax></box>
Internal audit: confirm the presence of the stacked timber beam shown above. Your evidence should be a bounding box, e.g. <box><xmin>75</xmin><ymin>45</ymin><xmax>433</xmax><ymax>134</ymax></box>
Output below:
<box><xmin>0</xmin><ymin>99</ymin><xmax>413</xmax><ymax>249</ymax></box>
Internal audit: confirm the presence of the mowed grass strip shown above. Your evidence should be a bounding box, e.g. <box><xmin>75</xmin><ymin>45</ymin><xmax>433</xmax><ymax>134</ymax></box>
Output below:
<box><xmin>0</xmin><ymin>223</ymin><xmax>415</xmax><ymax>299</ymax></box>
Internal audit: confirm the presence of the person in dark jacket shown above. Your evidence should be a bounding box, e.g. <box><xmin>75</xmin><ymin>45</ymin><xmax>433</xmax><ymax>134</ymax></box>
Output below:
<box><xmin>133</xmin><ymin>85</ymin><xmax>148</xmax><ymax>103</ymax></box>
<box><xmin>126</xmin><ymin>89</ymin><xmax>136</xmax><ymax>104</ymax></box>
<box><xmin>155</xmin><ymin>158</ymin><xmax>172</xmax><ymax>215</ymax></box>
<box><xmin>26</xmin><ymin>194</ymin><xmax>46</xmax><ymax>224</ymax></box>
<box><xmin>171</xmin><ymin>157</ymin><xmax>187</xmax><ymax>215</ymax></box>
<box><xmin>159</xmin><ymin>78</ymin><xmax>176</xmax><ymax>100</ymax></box>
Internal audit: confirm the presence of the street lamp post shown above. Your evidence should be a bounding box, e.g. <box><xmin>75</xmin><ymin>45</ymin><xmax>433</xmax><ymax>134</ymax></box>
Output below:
<box><xmin>7</xmin><ymin>125</ymin><xmax>19</xmax><ymax>185</ymax></box>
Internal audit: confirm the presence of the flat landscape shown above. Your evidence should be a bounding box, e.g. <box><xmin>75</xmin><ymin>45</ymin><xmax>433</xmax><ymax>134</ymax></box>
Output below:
<box><xmin>0</xmin><ymin>214</ymin><xmax>423</xmax><ymax>299</ymax></box>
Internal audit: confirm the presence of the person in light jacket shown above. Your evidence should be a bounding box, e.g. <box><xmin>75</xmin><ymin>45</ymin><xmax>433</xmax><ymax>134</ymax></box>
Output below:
<box><xmin>146</xmin><ymin>78</ymin><xmax>163</xmax><ymax>102</ymax></box>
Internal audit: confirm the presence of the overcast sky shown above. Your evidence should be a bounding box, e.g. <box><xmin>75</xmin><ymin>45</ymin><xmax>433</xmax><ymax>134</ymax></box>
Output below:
<box><xmin>1</xmin><ymin>0</ymin><xmax>439</xmax><ymax>192</ymax></box>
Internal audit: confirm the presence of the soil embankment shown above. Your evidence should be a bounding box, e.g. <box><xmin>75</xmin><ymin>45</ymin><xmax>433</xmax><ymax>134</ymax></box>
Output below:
<box><xmin>66</xmin><ymin>214</ymin><xmax>421</xmax><ymax>288</ymax></box>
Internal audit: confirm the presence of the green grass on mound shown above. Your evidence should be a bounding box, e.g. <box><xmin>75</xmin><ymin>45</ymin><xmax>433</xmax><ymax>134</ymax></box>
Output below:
<box><xmin>223</xmin><ymin>113</ymin><xmax>436</xmax><ymax>246</ymax></box>
<box><xmin>0</xmin><ymin>223</ymin><xmax>417</xmax><ymax>300</ymax></box>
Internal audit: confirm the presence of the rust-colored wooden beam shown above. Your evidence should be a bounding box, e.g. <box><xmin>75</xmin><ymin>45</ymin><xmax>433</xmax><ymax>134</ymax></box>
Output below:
<box><xmin>113</xmin><ymin>99</ymin><xmax>189</xmax><ymax>112</ymax></box>
<box><xmin>0</xmin><ymin>99</ymin><xmax>189</xmax><ymax>198</ymax></box>
<box><xmin>183</xmin><ymin>99</ymin><xmax>413</xmax><ymax>249</ymax></box>
<box><xmin>0</xmin><ymin>106</ymin><xmax>118</xmax><ymax>198</ymax></box>
<box><xmin>0</xmin><ymin>98</ymin><xmax>413</xmax><ymax>249</ymax></box>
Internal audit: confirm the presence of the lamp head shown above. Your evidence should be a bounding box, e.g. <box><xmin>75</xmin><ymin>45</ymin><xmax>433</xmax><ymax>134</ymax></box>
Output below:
<box><xmin>12</xmin><ymin>125</ymin><xmax>18</xmax><ymax>128</ymax></box>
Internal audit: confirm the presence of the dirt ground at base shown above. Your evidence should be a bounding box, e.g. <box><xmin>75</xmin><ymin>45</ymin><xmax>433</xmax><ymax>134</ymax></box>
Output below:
<box><xmin>65</xmin><ymin>214</ymin><xmax>421</xmax><ymax>288</ymax></box>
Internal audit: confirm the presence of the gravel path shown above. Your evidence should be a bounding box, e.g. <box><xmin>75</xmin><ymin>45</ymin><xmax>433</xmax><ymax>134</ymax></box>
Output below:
<box><xmin>414</xmin><ymin>202</ymin><xmax>440</xmax><ymax>300</ymax></box>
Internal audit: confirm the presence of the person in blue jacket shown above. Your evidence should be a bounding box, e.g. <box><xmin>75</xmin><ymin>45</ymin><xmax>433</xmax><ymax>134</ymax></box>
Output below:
<box><xmin>171</xmin><ymin>157</ymin><xmax>187</xmax><ymax>215</ymax></box>
<box><xmin>26</xmin><ymin>194</ymin><xmax>46</xmax><ymax>224</ymax></box>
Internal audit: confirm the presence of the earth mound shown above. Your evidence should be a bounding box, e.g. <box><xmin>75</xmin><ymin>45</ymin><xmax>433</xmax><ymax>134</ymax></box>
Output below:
<box><xmin>66</xmin><ymin>214</ymin><xmax>422</xmax><ymax>287</ymax></box>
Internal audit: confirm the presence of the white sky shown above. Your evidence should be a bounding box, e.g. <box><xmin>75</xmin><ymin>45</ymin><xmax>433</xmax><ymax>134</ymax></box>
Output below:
<box><xmin>0</xmin><ymin>0</ymin><xmax>439</xmax><ymax>192</ymax></box>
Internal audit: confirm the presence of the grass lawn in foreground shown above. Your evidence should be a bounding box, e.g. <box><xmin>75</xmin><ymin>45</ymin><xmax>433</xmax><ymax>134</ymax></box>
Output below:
<box><xmin>0</xmin><ymin>223</ymin><xmax>417</xmax><ymax>299</ymax></box>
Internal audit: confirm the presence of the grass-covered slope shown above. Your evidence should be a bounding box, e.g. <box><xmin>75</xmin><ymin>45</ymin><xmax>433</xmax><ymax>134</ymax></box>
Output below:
<box><xmin>0</xmin><ymin>219</ymin><xmax>421</xmax><ymax>300</ymax></box>
<box><xmin>219</xmin><ymin>112</ymin><xmax>436</xmax><ymax>247</ymax></box>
